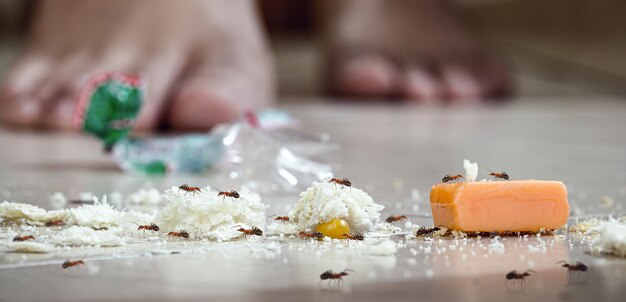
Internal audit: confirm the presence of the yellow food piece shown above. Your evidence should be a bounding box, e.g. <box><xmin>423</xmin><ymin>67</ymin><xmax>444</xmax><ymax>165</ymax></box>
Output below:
<box><xmin>316</xmin><ymin>218</ymin><xmax>351</xmax><ymax>239</ymax></box>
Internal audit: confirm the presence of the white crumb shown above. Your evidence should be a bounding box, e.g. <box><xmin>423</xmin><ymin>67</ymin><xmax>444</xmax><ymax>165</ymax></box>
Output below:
<box><xmin>289</xmin><ymin>181</ymin><xmax>384</xmax><ymax>234</ymax></box>
<box><xmin>68</xmin><ymin>196</ymin><xmax>122</xmax><ymax>229</ymax></box>
<box><xmin>153</xmin><ymin>186</ymin><xmax>267</xmax><ymax>241</ymax></box>
<box><xmin>463</xmin><ymin>159</ymin><xmax>478</xmax><ymax>182</ymax></box>
<box><xmin>488</xmin><ymin>237</ymin><xmax>505</xmax><ymax>253</ymax></box>
<box><xmin>127</xmin><ymin>188</ymin><xmax>162</xmax><ymax>206</ymax></box>
<box><xmin>0</xmin><ymin>201</ymin><xmax>68</xmax><ymax>225</ymax></box>
<box><xmin>79</xmin><ymin>192</ymin><xmax>94</xmax><ymax>201</ymax></box>
<box><xmin>266</xmin><ymin>222</ymin><xmax>299</xmax><ymax>236</ymax></box>
<box><xmin>5</xmin><ymin>242</ymin><xmax>54</xmax><ymax>253</ymax></box>
<box><xmin>365</xmin><ymin>240</ymin><xmax>397</xmax><ymax>256</ymax></box>
<box><xmin>50</xmin><ymin>226</ymin><xmax>126</xmax><ymax>247</ymax></box>
<box><xmin>589</xmin><ymin>218</ymin><xmax>626</xmax><ymax>257</ymax></box>
<box><xmin>49</xmin><ymin>192</ymin><xmax>67</xmax><ymax>210</ymax></box>
<box><xmin>451</xmin><ymin>230</ymin><xmax>467</xmax><ymax>239</ymax></box>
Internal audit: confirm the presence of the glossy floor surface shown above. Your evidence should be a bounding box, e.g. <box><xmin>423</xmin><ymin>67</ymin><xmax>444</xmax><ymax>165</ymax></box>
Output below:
<box><xmin>1</xmin><ymin>97</ymin><xmax>625</xmax><ymax>301</ymax></box>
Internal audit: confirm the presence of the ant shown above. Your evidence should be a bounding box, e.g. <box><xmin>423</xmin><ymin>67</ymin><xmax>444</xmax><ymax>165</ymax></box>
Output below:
<box><xmin>218</xmin><ymin>190</ymin><xmax>240</xmax><ymax>200</ymax></box>
<box><xmin>179</xmin><ymin>184</ymin><xmax>202</xmax><ymax>196</ymax></box>
<box><xmin>505</xmin><ymin>270</ymin><xmax>535</xmax><ymax>285</ymax></box>
<box><xmin>320</xmin><ymin>269</ymin><xmax>355</xmax><ymax>285</ymax></box>
<box><xmin>167</xmin><ymin>230</ymin><xmax>190</xmax><ymax>239</ymax></box>
<box><xmin>442</xmin><ymin>174</ymin><xmax>464</xmax><ymax>183</ymax></box>
<box><xmin>488</xmin><ymin>169</ymin><xmax>510</xmax><ymax>180</ymax></box>
<box><xmin>342</xmin><ymin>233</ymin><xmax>365</xmax><ymax>241</ymax></box>
<box><xmin>13</xmin><ymin>234</ymin><xmax>35</xmax><ymax>242</ymax></box>
<box><xmin>386</xmin><ymin>215</ymin><xmax>408</xmax><ymax>223</ymax></box>
<box><xmin>556</xmin><ymin>261</ymin><xmax>588</xmax><ymax>274</ymax></box>
<box><xmin>92</xmin><ymin>227</ymin><xmax>108</xmax><ymax>231</ymax></box>
<box><xmin>62</xmin><ymin>258</ymin><xmax>85</xmax><ymax>269</ymax></box>
<box><xmin>45</xmin><ymin>220</ymin><xmax>64</xmax><ymax>227</ymax></box>
<box><xmin>328</xmin><ymin>177</ymin><xmax>352</xmax><ymax>187</ymax></box>
<box><xmin>235</xmin><ymin>226</ymin><xmax>263</xmax><ymax>238</ymax></box>
<box><xmin>137</xmin><ymin>223</ymin><xmax>160</xmax><ymax>232</ymax></box>
<box><xmin>272</xmin><ymin>216</ymin><xmax>290</xmax><ymax>223</ymax></box>
<box><xmin>415</xmin><ymin>226</ymin><xmax>441</xmax><ymax>237</ymax></box>
<box><xmin>298</xmin><ymin>231</ymin><xmax>324</xmax><ymax>240</ymax></box>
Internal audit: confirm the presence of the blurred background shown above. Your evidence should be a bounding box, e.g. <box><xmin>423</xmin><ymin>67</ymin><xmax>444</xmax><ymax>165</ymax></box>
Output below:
<box><xmin>0</xmin><ymin>0</ymin><xmax>625</xmax><ymax>99</ymax></box>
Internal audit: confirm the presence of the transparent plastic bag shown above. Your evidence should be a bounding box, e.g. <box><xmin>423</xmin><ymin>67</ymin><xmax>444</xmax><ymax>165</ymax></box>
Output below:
<box><xmin>110</xmin><ymin>110</ymin><xmax>338</xmax><ymax>193</ymax></box>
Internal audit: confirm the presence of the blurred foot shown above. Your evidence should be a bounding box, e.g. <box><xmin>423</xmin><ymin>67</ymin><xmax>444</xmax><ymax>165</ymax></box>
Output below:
<box><xmin>326</xmin><ymin>0</ymin><xmax>510</xmax><ymax>102</ymax></box>
<box><xmin>0</xmin><ymin>0</ymin><xmax>273</xmax><ymax>131</ymax></box>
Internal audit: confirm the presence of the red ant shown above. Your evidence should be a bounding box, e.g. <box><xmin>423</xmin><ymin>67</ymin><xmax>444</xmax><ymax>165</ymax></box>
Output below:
<box><xmin>328</xmin><ymin>177</ymin><xmax>352</xmax><ymax>187</ymax></box>
<box><xmin>218</xmin><ymin>190</ymin><xmax>240</xmax><ymax>199</ymax></box>
<box><xmin>273</xmin><ymin>216</ymin><xmax>290</xmax><ymax>223</ymax></box>
<box><xmin>442</xmin><ymin>174</ymin><xmax>464</xmax><ymax>183</ymax></box>
<box><xmin>235</xmin><ymin>226</ymin><xmax>263</xmax><ymax>237</ymax></box>
<box><xmin>556</xmin><ymin>261</ymin><xmax>587</xmax><ymax>274</ymax></box>
<box><xmin>489</xmin><ymin>169</ymin><xmax>509</xmax><ymax>180</ymax></box>
<box><xmin>62</xmin><ymin>258</ymin><xmax>85</xmax><ymax>269</ymax></box>
<box><xmin>386</xmin><ymin>215</ymin><xmax>408</xmax><ymax>223</ymax></box>
<box><xmin>167</xmin><ymin>230</ymin><xmax>190</xmax><ymax>239</ymax></box>
<box><xmin>298</xmin><ymin>231</ymin><xmax>324</xmax><ymax>240</ymax></box>
<box><xmin>179</xmin><ymin>184</ymin><xmax>202</xmax><ymax>196</ymax></box>
<box><xmin>415</xmin><ymin>226</ymin><xmax>441</xmax><ymax>237</ymax></box>
<box><xmin>13</xmin><ymin>235</ymin><xmax>35</xmax><ymax>242</ymax></box>
<box><xmin>320</xmin><ymin>269</ymin><xmax>355</xmax><ymax>285</ymax></box>
<box><xmin>342</xmin><ymin>233</ymin><xmax>365</xmax><ymax>241</ymax></box>
<box><xmin>505</xmin><ymin>270</ymin><xmax>535</xmax><ymax>284</ymax></box>
<box><xmin>45</xmin><ymin>220</ymin><xmax>64</xmax><ymax>227</ymax></box>
<box><xmin>137</xmin><ymin>223</ymin><xmax>160</xmax><ymax>232</ymax></box>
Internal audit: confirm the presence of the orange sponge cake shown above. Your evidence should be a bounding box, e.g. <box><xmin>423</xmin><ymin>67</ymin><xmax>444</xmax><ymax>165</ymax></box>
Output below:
<box><xmin>430</xmin><ymin>181</ymin><xmax>569</xmax><ymax>232</ymax></box>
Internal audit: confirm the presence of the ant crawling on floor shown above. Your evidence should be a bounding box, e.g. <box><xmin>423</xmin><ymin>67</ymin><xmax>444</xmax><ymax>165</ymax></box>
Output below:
<box><xmin>320</xmin><ymin>269</ymin><xmax>355</xmax><ymax>286</ymax></box>
<box><xmin>415</xmin><ymin>226</ymin><xmax>441</xmax><ymax>237</ymax></box>
<box><xmin>167</xmin><ymin>230</ymin><xmax>190</xmax><ymax>239</ymax></box>
<box><xmin>298</xmin><ymin>231</ymin><xmax>324</xmax><ymax>240</ymax></box>
<box><xmin>385</xmin><ymin>215</ymin><xmax>408</xmax><ymax>223</ymax></box>
<box><xmin>556</xmin><ymin>261</ymin><xmax>588</xmax><ymax>276</ymax></box>
<box><xmin>62</xmin><ymin>256</ymin><xmax>86</xmax><ymax>269</ymax></box>
<box><xmin>137</xmin><ymin>223</ymin><xmax>160</xmax><ymax>232</ymax></box>
<box><xmin>178</xmin><ymin>184</ymin><xmax>202</xmax><ymax>196</ymax></box>
<box><xmin>442</xmin><ymin>174</ymin><xmax>464</xmax><ymax>183</ymax></box>
<box><xmin>342</xmin><ymin>233</ymin><xmax>365</xmax><ymax>241</ymax></box>
<box><xmin>235</xmin><ymin>226</ymin><xmax>263</xmax><ymax>238</ymax></box>
<box><xmin>505</xmin><ymin>270</ymin><xmax>535</xmax><ymax>285</ymax></box>
<box><xmin>13</xmin><ymin>234</ymin><xmax>35</xmax><ymax>241</ymax></box>
<box><xmin>327</xmin><ymin>177</ymin><xmax>352</xmax><ymax>188</ymax></box>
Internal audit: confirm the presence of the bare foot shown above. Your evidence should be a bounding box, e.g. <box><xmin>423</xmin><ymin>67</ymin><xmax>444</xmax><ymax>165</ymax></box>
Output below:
<box><xmin>325</xmin><ymin>0</ymin><xmax>510</xmax><ymax>102</ymax></box>
<box><xmin>0</xmin><ymin>0</ymin><xmax>273</xmax><ymax>131</ymax></box>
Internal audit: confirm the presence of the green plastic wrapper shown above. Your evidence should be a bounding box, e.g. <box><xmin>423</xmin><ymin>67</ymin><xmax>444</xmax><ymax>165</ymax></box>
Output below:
<box><xmin>73</xmin><ymin>72</ymin><xmax>224</xmax><ymax>174</ymax></box>
<box><xmin>73</xmin><ymin>73</ymin><xmax>143</xmax><ymax>150</ymax></box>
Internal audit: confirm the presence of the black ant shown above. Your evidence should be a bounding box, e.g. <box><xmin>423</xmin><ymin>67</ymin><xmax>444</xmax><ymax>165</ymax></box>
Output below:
<box><xmin>320</xmin><ymin>269</ymin><xmax>355</xmax><ymax>285</ymax></box>
<box><xmin>505</xmin><ymin>270</ymin><xmax>535</xmax><ymax>284</ymax></box>
<box><xmin>328</xmin><ymin>178</ymin><xmax>352</xmax><ymax>187</ymax></box>
<box><xmin>556</xmin><ymin>261</ymin><xmax>587</xmax><ymax>274</ymax></box>
<box><xmin>415</xmin><ymin>226</ymin><xmax>441</xmax><ymax>237</ymax></box>
<box><xmin>385</xmin><ymin>215</ymin><xmax>407</xmax><ymax>223</ymax></box>
<box><xmin>179</xmin><ymin>184</ymin><xmax>202</xmax><ymax>196</ymax></box>
<box><xmin>442</xmin><ymin>174</ymin><xmax>464</xmax><ymax>183</ymax></box>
